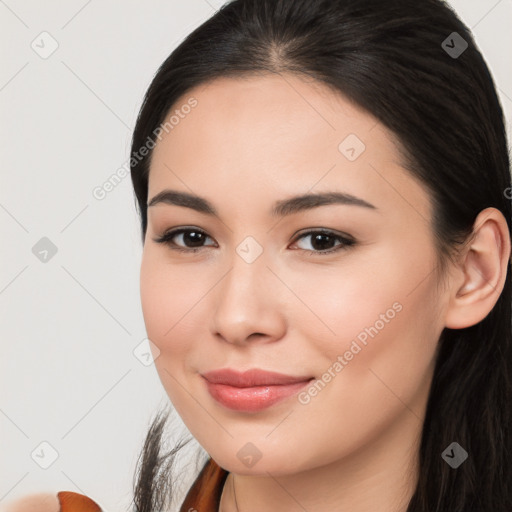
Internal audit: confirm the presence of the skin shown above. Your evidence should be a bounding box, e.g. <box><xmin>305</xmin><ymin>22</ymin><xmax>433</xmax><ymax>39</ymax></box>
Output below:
<box><xmin>140</xmin><ymin>73</ymin><xmax>511</xmax><ymax>512</ymax></box>
<box><xmin>2</xmin><ymin>493</ymin><xmax>59</xmax><ymax>512</ymax></box>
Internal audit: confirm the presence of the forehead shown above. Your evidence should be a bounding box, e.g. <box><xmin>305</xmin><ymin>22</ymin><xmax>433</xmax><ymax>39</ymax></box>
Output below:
<box><xmin>151</xmin><ymin>73</ymin><xmax>385</xmax><ymax>166</ymax></box>
<box><xmin>147</xmin><ymin>73</ymin><xmax>431</xmax><ymax>223</ymax></box>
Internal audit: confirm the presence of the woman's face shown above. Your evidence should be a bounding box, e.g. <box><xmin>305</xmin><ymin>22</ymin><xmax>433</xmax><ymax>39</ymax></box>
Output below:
<box><xmin>140</xmin><ymin>73</ymin><xmax>451</xmax><ymax>475</ymax></box>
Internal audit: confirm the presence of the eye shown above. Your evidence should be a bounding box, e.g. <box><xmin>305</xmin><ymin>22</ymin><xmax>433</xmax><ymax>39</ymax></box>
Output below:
<box><xmin>152</xmin><ymin>227</ymin><xmax>356</xmax><ymax>256</ymax></box>
<box><xmin>152</xmin><ymin>227</ymin><xmax>216</xmax><ymax>253</ymax></box>
<box><xmin>290</xmin><ymin>229</ymin><xmax>356</xmax><ymax>256</ymax></box>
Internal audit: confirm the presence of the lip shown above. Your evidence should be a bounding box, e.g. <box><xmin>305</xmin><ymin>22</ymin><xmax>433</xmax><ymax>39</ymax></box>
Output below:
<box><xmin>201</xmin><ymin>368</ymin><xmax>314</xmax><ymax>412</ymax></box>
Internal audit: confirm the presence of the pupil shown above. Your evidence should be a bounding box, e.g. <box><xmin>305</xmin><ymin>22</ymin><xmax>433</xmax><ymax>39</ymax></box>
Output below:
<box><xmin>185</xmin><ymin>231</ymin><xmax>204</xmax><ymax>247</ymax></box>
<box><xmin>312</xmin><ymin>233</ymin><xmax>334</xmax><ymax>250</ymax></box>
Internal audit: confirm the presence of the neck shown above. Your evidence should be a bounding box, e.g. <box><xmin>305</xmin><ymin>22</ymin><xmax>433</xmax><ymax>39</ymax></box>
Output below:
<box><xmin>219</xmin><ymin>405</ymin><xmax>422</xmax><ymax>512</ymax></box>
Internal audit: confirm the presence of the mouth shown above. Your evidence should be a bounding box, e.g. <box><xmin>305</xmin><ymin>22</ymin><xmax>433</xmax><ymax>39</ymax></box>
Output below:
<box><xmin>201</xmin><ymin>368</ymin><xmax>314</xmax><ymax>412</ymax></box>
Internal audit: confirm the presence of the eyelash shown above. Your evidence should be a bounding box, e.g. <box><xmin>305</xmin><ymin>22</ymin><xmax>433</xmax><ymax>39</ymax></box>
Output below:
<box><xmin>152</xmin><ymin>227</ymin><xmax>356</xmax><ymax>256</ymax></box>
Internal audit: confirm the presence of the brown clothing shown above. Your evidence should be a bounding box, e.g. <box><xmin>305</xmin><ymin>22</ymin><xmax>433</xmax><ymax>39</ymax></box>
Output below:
<box><xmin>53</xmin><ymin>457</ymin><xmax>228</xmax><ymax>512</ymax></box>
<box><xmin>57</xmin><ymin>492</ymin><xmax>102</xmax><ymax>511</ymax></box>
<box><xmin>180</xmin><ymin>457</ymin><xmax>230</xmax><ymax>511</ymax></box>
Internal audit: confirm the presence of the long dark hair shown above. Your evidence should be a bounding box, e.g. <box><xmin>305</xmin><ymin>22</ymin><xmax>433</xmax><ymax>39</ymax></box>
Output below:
<box><xmin>128</xmin><ymin>1</ymin><xmax>512</xmax><ymax>510</ymax></box>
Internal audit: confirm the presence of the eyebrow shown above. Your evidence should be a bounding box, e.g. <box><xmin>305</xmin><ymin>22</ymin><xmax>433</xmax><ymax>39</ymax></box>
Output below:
<box><xmin>147</xmin><ymin>189</ymin><xmax>377</xmax><ymax>217</ymax></box>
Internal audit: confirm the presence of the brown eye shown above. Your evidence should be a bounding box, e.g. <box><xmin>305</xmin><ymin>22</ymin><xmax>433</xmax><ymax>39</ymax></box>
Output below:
<box><xmin>291</xmin><ymin>230</ymin><xmax>356</xmax><ymax>256</ymax></box>
<box><xmin>153</xmin><ymin>227</ymin><xmax>216</xmax><ymax>253</ymax></box>
<box><xmin>152</xmin><ymin>227</ymin><xmax>356</xmax><ymax>256</ymax></box>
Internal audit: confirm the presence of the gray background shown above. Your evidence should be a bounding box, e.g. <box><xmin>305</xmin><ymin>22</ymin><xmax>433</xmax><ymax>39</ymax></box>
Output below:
<box><xmin>1</xmin><ymin>1</ymin><xmax>511</xmax><ymax>511</ymax></box>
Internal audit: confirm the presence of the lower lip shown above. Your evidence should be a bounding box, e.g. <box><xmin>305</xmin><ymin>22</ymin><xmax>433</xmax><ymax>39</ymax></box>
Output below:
<box><xmin>203</xmin><ymin>378</ymin><xmax>313</xmax><ymax>412</ymax></box>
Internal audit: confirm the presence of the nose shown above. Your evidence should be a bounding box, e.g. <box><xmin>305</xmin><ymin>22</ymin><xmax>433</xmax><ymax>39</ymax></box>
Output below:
<box><xmin>210</xmin><ymin>248</ymin><xmax>287</xmax><ymax>346</ymax></box>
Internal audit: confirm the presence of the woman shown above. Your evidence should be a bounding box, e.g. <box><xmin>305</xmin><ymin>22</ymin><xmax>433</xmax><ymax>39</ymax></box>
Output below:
<box><xmin>130</xmin><ymin>0</ymin><xmax>512</xmax><ymax>510</ymax></box>
<box><xmin>6</xmin><ymin>0</ymin><xmax>511</xmax><ymax>511</ymax></box>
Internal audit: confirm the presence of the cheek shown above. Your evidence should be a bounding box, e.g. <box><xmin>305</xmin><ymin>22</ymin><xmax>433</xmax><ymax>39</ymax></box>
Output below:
<box><xmin>140</xmin><ymin>248</ymin><xmax>203</xmax><ymax>340</ymax></box>
<box><xmin>139</xmin><ymin>252</ymin><xmax>200</xmax><ymax>412</ymax></box>
<box><xmin>140</xmin><ymin>250</ymin><xmax>218</xmax><ymax>360</ymax></box>
<box><xmin>291</xmin><ymin>241</ymin><xmax>441</xmax><ymax>383</ymax></box>
<box><xmin>283</xmin><ymin>260</ymin><xmax>402</xmax><ymax>352</ymax></box>
<box><xmin>287</xmin><ymin>264</ymin><xmax>440</xmax><ymax>463</ymax></box>
<box><xmin>140</xmin><ymin>252</ymin><xmax>186</xmax><ymax>356</ymax></box>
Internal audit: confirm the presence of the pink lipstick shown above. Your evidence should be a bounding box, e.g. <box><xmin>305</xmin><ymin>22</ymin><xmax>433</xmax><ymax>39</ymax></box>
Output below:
<box><xmin>201</xmin><ymin>368</ymin><xmax>314</xmax><ymax>412</ymax></box>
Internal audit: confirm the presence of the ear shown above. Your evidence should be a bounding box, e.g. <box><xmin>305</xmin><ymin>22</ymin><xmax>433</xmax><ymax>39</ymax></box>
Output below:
<box><xmin>444</xmin><ymin>207</ymin><xmax>511</xmax><ymax>329</ymax></box>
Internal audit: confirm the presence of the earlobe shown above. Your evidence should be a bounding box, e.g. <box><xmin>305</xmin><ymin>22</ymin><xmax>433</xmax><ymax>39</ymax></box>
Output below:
<box><xmin>444</xmin><ymin>207</ymin><xmax>511</xmax><ymax>330</ymax></box>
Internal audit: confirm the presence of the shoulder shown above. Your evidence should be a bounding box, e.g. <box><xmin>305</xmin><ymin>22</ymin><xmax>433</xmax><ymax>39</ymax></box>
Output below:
<box><xmin>1</xmin><ymin>491</ymin><xmax>102</xmax><ymax>512</ymax></box>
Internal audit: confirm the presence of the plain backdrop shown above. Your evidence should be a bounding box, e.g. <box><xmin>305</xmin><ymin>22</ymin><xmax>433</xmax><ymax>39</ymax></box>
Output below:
<box><xmin>1</xmin><ymin>1</ymin><xmax>511</xmax><ymax>511</ymax></box>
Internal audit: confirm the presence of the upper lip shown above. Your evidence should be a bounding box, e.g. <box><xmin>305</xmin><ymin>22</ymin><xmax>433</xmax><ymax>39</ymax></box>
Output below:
<box><xmin>201</xmin><ymin>368</ymin><xmax>314</xmax><ymax>387</ymax></box>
